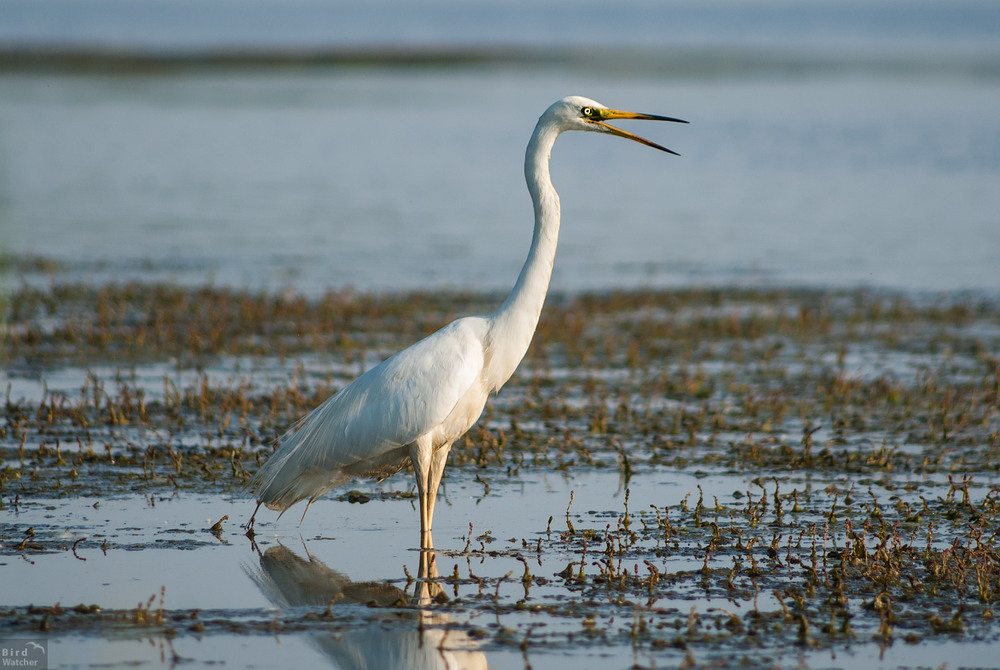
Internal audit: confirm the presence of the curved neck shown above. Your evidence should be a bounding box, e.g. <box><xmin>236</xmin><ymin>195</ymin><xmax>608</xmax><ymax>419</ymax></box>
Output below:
<box><xmin>485</xmin><ymin>119</ymin><xmax>562</xmax><ymax>390</ymax></box>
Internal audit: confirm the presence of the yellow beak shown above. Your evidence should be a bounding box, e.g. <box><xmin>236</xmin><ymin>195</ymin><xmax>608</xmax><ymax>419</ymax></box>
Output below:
<box><xmin>593</xmin><ymin>109</ymin><xmax>688</xmax><ymax>156</ymax></box>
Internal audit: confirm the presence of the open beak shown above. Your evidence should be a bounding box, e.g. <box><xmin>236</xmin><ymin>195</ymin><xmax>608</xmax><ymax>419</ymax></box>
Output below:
<box><xmin>593</xmin><ymin>109</ymin><xmax>688</xmax><ymax>156</ymax></box>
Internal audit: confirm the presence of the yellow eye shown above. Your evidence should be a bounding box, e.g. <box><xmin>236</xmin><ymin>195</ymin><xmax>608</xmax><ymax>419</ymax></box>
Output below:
<box><xmin>582</xmin><ymin>106</ymin><xmax>594</xmax><ymax>118</ymax></box>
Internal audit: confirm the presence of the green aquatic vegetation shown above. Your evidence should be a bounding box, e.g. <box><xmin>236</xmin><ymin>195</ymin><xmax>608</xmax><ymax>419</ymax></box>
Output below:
<box><xmin>2</xmin><ymin>281</ymin><xmax>1000</xmax><ymax>666</ymax></box>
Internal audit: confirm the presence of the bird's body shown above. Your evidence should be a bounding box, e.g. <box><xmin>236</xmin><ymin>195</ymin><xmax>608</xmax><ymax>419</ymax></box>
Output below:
<box><xmin>247</xmin><ymin>96</ymin><xmax>685</xmax><ymax>538</ymax></box>
<box><xmin>251</xmin><ymin>316</ymin><xmax>494</xmax><ymax>511</ymax></box>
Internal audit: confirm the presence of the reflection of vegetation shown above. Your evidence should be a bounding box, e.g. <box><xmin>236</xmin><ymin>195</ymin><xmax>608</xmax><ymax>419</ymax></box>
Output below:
<box><xmin>1</xmin><ymin>280</ymin><xmax>999</xmax><ymax>664</ymax></box>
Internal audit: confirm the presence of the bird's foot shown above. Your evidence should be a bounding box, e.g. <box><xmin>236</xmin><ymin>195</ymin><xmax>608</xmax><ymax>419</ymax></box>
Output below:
<box><xmin>243</xmin><ymin>502</ymin><xmax>261</xmax><ymax>539</ymax></box>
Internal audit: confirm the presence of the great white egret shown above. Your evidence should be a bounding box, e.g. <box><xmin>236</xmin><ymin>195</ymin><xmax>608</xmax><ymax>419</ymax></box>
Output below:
<box><xmin>247</xmin><ymin>96</ymin><xmax>686</xmax><ymax>539</ymax></box>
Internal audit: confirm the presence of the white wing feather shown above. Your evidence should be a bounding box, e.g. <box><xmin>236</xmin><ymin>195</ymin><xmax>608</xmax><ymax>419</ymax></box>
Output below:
<box><xmin>249</xmin><ymin>317</ymin><xmax>488</xmax><ymax>512</ymax></box>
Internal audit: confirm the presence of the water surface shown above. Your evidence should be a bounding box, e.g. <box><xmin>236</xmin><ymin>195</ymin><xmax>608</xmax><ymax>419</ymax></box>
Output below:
<box><xmin>1</xmin><ymin>1</ymin><xmax>998</xmax><ymax>296</ymax></box>
<box><xmin>2</xmin><ymin>68</ymin><xmax>997</xmax><ymax>295</ymax></box>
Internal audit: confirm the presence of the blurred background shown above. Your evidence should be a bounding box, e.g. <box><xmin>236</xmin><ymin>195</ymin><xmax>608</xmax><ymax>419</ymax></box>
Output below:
<box><xmin>1</xmin><ymin>0</ymin><xmax>998</xmax><ymax>296</ymax></box>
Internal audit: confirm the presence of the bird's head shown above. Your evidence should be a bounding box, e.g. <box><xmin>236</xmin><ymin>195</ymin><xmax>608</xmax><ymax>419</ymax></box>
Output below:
<box><xmin>547</xmin><ymin>95</ymin><xmax>687</xmax><ymax>155</ymax></box>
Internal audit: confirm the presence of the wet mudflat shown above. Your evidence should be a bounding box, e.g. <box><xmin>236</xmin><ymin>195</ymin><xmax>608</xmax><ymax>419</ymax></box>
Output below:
<box><xmin>2</xmin><ymin>282</ymin><xmax>1000</xmax><ymax>669</ymax></box>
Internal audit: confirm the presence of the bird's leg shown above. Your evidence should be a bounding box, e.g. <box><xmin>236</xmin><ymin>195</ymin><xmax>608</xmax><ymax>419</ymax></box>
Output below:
<box><xmin>411</xmin><ymin>440</ymin><xmax>451</xmax><ymax>541</ymax></box>
<box><xmin>245</xmin><ymin>501</ymin><xmax>262</xmax><ymax>539</ymax></box>
<box><xmin>298</xmin><ymin>499</ymin><xmax>315</xmax><ymax>524</ymax></box>
<box><xmin>247</xmin><ymin>501</ymin><xmax>261</xmax><ymax>528</ymax></box>
<box><xmin>409</xmin><ymin>439</ymin><xmax>434</xmax><ymax>539</ymax></box>
<box><xmin>424</xmin><ymin>444</ymin><xmax>451</xmax><ymax>531</ymax></box>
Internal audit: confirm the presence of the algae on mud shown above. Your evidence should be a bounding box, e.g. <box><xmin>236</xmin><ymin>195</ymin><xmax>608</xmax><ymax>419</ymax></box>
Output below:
<box><xmin>2</xmin><ymin>282</ymin><xmax>1000</xmax><ymax>668</ymax></box>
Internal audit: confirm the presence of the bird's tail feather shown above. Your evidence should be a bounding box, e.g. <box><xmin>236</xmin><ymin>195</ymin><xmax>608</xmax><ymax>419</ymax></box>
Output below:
<box><xmin>246</xmin><ymin>413</ymin><xmax>349</xmax><ymax>513</ymax></box>
<box><xmin>245</xmin><ymin>391</ymin><xmax>412</xmax><ymax>517</ymax></box>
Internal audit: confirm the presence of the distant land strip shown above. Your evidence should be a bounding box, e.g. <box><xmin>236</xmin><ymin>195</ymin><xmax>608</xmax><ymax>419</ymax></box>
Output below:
<box><xmin>0</xmin><ymin>44</ymin><xmax>997</xmax><ymax>78</ymax></box>
<box><xmin>0</xmin><ymin>44</ymin><xmax>564</xmax><ymax>73</ymax></box>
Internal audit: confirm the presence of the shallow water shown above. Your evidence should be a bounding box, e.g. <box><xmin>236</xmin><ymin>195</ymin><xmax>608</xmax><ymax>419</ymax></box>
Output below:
<box><xmin>6</xmin><ymin>467</ymin><xmax>1000</xmax><ymax>669</ymax></box>
<box><xmin>2</xmin><ymin>470</ymin><xmax>704</xmax><ymax>609</ymax></box>
<box><xmin>2</xmin><ymin>68</ymin><xmax>998</xmax><ymax>295</ymax></box>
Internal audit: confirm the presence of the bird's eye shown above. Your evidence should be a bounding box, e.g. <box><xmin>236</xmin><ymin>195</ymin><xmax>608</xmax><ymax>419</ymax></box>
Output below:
<box><xmin>581</xmin><ymin>106</ymin><xmax>595</xmax><ymax>118</ymax></box>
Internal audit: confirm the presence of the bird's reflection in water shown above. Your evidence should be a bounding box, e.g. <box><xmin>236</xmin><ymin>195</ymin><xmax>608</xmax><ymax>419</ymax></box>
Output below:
<box><xmin>243</xmin><ymin>538</ymin><xmax>487</xmax><ymax>670</ymax></box>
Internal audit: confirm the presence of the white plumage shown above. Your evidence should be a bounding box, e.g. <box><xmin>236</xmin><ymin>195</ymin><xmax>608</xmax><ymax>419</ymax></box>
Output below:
<box><xmin>251</xmin><ymin>318</ymin><xmax>489</xmax><ymax>510</ymax></box>
<box><xmin>247</xmin><ymin>96</ymin><xmax>685</xmax><ymax>539</ymax></box>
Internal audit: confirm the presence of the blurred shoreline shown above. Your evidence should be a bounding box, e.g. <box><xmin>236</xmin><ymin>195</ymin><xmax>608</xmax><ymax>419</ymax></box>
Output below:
<box><xmin>2</xmin><ymin>44</ymin><xmax>998</xmax><ymax>79</ymax></box>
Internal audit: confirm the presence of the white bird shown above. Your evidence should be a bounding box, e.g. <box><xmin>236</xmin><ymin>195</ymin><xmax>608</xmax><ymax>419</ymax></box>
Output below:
<box><xmin>247</xmin><ymin>96</ymin><xmax>685</xmax><ymax>540</ymax></box>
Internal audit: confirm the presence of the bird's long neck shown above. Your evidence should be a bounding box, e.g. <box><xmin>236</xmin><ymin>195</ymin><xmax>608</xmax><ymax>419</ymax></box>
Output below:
<box><xmin>486</xmin><ymin>119</ymin><xmax>562</xmax><ymax>391</ymax></box>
